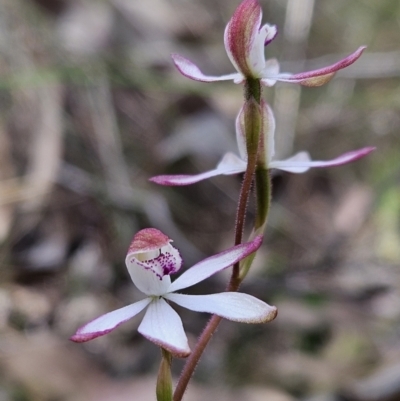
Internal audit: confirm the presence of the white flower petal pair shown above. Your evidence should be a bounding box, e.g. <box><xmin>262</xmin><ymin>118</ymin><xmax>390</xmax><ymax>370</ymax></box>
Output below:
<box><xmin>172</xmin><ymin>0</ymin><xmax>365</xmax><ymax>86</ymax></box>
<box><xmin>149</xmin><ymin>102</ymin><xmax>375</xmax><ymax>186</ymax></box>
<box><xmin>71</xmin><ymin>228</ymin><xmax>277</xmax><ymax>357</ymax></box>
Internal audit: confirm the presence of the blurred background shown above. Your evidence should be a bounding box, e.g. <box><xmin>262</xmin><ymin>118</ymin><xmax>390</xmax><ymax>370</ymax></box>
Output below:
<box><xmin>0</xmin><ymin>0</ymin><xmax>399</xmax><ymax>400</ymax></box>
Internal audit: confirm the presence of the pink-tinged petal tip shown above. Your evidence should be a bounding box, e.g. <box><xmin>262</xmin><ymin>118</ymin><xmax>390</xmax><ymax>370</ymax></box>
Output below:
<box><xmin>70</xmin><ymin>331</ymin><xmax>109</xmax><ymax>343</ymax></box>
<box><xmin>270</xmin><ymin>146</ymin><xmax>375</xmax><ymax>173</ymax></box>
<box><xmin>274</xmin><ymin>46</ymin><xmax>367</xmax><ymax>87</ymax></box>
<box><xmin>149</xmin><ymin>153</ymin><xmax>247</xmax><ymax>186</ymax></box>
<box><xmin>70</xmin><ymin>299</ymin><xmax>151</xmax><ymax>343</ymax></box>
<box><xmin>308</xmin><ymin>146</ymin><xmax>376</xmax><ymax>168</ymax></box>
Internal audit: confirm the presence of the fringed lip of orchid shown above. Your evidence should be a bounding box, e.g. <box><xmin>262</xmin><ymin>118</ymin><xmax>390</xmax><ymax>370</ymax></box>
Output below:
<box><xmin>70</xmin><ymin>229</ymin><xmax>277</xmax><ymax>357</ymax></box>
<box><xmin>171</xmin><ymin>0</ymin><xmax>366</xmax><ymax>87</ymax></box>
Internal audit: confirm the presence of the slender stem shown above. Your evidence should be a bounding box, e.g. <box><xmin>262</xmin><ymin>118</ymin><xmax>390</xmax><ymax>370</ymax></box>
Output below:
<box><xmin>231</xmin><ymin>152</ymin><xmax>257</xmax><ymax>281</ymax></box>
<box><xmin>173</xmin><ymin>160</ymin><xmax>256</xmax><ymax>401</ymax></box>
<box><xmin>172</xmin><ymin>254</ymin><xmax>246</xmax><ymax>401</ymax></box>
<box><xmin>232</xmin><ymin>79</ymin><xmax>261</xmax><ymax>280</ymax></box>
<box><xmin>173</xmin><ymin>79</ymin><xmax>262</xmax><ymax>401</ymax></box>
<box><xmin>238</xmin><ymin>168</ymin><xmax>272</xmax><ymax>281</ymax></box>
<box><xmin>173</xmin><ymin>315</ymin><xmax>222</xmax><ymax>401</ymax></box>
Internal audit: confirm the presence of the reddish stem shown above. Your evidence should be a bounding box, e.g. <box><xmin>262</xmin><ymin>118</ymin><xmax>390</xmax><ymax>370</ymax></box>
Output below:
<box><xmin>173</xmin><ymin>79</ymin><xmax>262</xmax><ymax>401</ymax></box>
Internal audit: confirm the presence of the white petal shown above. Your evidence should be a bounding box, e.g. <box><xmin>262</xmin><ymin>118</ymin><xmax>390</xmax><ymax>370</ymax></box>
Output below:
<box><xmin>249</xmin><ymin>24</ymin><xmax>277</xmax><ymax>75</ymax></box>
<box><xmin>216</xmin><ymin>152</ymin><xmax>247</xmax><ymax>174</ymax></box>
<box><xmin>269</xmin><ymin>151</ymin><xmax>312</xmax><ymax>173</ymax></box>
<box><xmin>260</xmin><ymin>58</ymin><xmax>280</xmax><ymax>86</ymax></box>
<box><xmin>235</xmin><ymin>105</ymin><xmax>248</xmax><ymax>161</ymax></box>
<box><xmin>126</xmin><ymin>256</ymin><xmax>172</xmax><ymax>296</ymax></box>
<box><xmin>262</xmin><ymin>101</ymin><xmax>276</xmax><ymax>163</ymax></box>
<box><xmin>138</xmin><ymin>298</ymin><xmax>190</xmax><ymax>357</ymax></box>
<box><xmin>171</xmin><ymin>53</ymin><xmax>242</xmax><ymax>83</ymax></box>
<box><xmin>265</xmin><ymin>47</ymin><xmax>366</xmax><ymax>87</ymax></box>
<box><xmin>70</xmin><ymin>298</ymin><xmax>152</xmax><ymax>343</ymax></box>
<box><xmin>263</xmin><ymin>24</ymin><xmax>278</xmax><ymax>45</ymax></box>
<box><xmin>149</xmin><ymin>153</ymin><xmax>247</xmax><ymax>186</ymax></box>
<box><xmin>270</xmin><ymin>147</ymin><xmax>375</xmax><ymax>173</ymax></box>
<box><xmin>168</xmin><ymin>236</ymin><xmax>263</xmax><ymax>293</ymax></box>
<box><xmin>165</xmin><ymin>292</ymin><xmax>277</xmax><ymax>323</ymax></box>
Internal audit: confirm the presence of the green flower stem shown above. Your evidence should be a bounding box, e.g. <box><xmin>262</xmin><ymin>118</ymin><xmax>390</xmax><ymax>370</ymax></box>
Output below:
<box><xmin>232</xmin><ymin>78</ymin><xmax>262</xmax><ymax>279</ymax></box>
<box><xmin>231</xmin><ymin>103</ymin><xmax>260</xmax><ymax>283</ymax></box>
<box><xmin>245</xmin><ymin>78</ymin><xmax>261</xmax><ymax>103</ymax></box>
<box><xmin>157</xmin><ymin>349</ymin><xmax>173</xmax><ymax>401</ymax></box>
<box><xmin>173</xmin><ymin>78</ymin><xmax>263</xmax><ymax>401</ymax></box>
<box><xmin>239</xmin><ymin>167</ymin><xmax>272</xmax><ymax>280</ymax></box>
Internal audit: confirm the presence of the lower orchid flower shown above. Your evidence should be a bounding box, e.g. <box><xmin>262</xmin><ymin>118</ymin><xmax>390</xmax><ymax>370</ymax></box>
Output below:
<box><xmin>70</xmin><ymin>228</ymin><xmax>277</xmax><ymax>357</ymax></box>
<box><xmin>150</xmin><ymin>102</ymin><xmax>375</xmax><ymax>186</ymax></box>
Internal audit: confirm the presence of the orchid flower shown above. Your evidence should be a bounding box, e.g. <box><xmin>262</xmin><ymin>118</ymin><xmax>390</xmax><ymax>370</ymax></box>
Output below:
<box><xmin>172</xmin><ymin>0</ymin><xmax>365</xmax><ymax>86</ymax></box>
<box><xmin>150</xmin><ymin>102</ymin><xmax>375</xmax><ymax>186</ymax></box>
<box><xmin>70</xmin><ymin>228</ymin><xmax>276</xmax><ymax>357</ymax></box>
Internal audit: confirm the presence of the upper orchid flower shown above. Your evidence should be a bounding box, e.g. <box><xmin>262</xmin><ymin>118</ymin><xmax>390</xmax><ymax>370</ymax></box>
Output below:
<box><xmin>172</xmin><ymin>0</ymin><xmax>365</xmax><ymax>86</ymax></box>
<box><xmin>71</xmin><ymin>228</ymin><xmax>276</xmax><ymax>357</ymax></box>
<box><xmin>150</xmin><ymin>102</ymin><xmax>375</xmax><ymax>186</ymax></box>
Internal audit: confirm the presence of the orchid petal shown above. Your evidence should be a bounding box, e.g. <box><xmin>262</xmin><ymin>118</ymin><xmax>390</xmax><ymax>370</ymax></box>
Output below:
<box><xmin>171</xmin><ymin>54</ymin><xmax>241</xmax><ymax>83</ymax></box>
<box><xmin>235</xmin><ymin>105</ymin><xmax>247</xmax><ymax>161</ymax></box>
<box><xmin>267</xmin><ymin>46</ymin><xmax>366</xmax><ymax>87</ymax></box>
<box><xmin>224</xmin><ymin>0</ymin><xmax>262</xmax><ymax>77</ymax></box>
<box><xmin>270</xmin><ymin>151</ymin><xmax>312</xmax><ymax>173</ymax></box>
<box><xmin>149</xmin><ymin>153</ymin><xmax>247</xmax><ymax>186</ymax></box>
<box><xmin>168</xmin><ymin>235</ymin><xmax>263</xmax><ymax>293</ymax></box>
<box><xmin>138</xmin><ymin>298</ymin><xmax>190</xmax><ymax>358</ymax></box>
<box><xmin>262</xmin><ymin>101</ymin><xmax>276</xmax><ymax>163</ymax></box>
<box><xmin>263</xmin><ymin>24</ymin><xmax>278</xmax><ymax>46</ymax></box>
<box><xmin>70</xmin><ymin>298</ymin><xmax>152</xmax><ymax>343</ymax></box>
<box><xmin>165</xmin><ymin>292</ymin><xmax>277</xmax><ymax>323</ymax></box>
<box><xmin>270</xmin><ymin>147</ymin><xmax>375</xmax><ymax>173</ymax></box>
<box><xmin>249</xmin><ymin>24</ymin><xmax>277</xmax><ymax>75</ymax></box>
<box><xmin>260</xmin><ymin>58</ymin><xmax>280</xmax><ymax>86</ymax></box>
<box><xmin>216</xmin><ymin>152</ymin><xmax>247</xmax><ymax>175</ymax></box>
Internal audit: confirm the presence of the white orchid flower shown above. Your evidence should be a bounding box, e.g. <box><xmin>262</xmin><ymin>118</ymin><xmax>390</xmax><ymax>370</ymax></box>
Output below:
<box><xmin>71</xmin><ymin>228</ymin><xmax>276</xmax><ymax>357</ymax></box>
<box><xmin>150</xmin><ymin>102</ymin><xmax>375</xmax><ymax>186</ymax></box>
<box><xmin>171</xmin><ymin>0</ymin><xmax>365</xmax><ymax>87</ymax></box>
